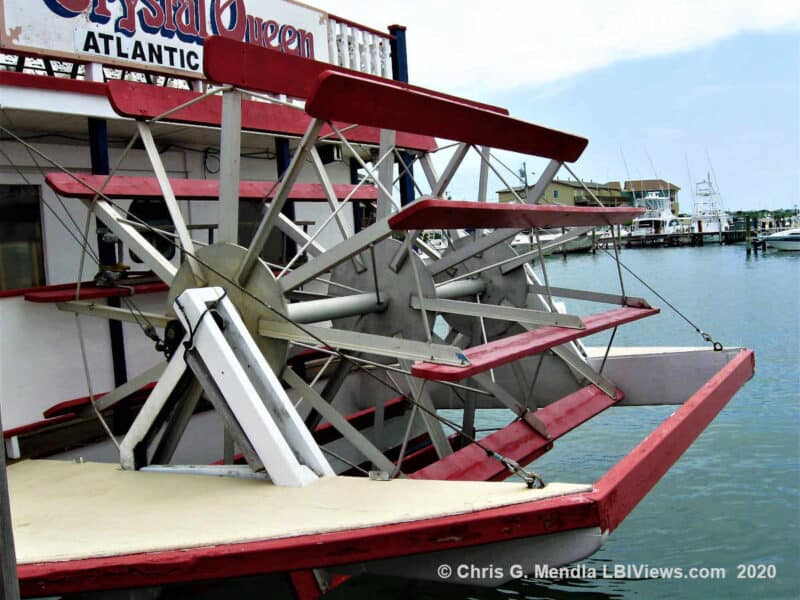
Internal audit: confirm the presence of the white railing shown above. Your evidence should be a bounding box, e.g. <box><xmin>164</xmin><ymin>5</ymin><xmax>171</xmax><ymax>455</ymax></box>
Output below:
<box><xmin>327</xmin><ymin>17</ymin><xmax>392</xmax><ymax>78</ymax></box>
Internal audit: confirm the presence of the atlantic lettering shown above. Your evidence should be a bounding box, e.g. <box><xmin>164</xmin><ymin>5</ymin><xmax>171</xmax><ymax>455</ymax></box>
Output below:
<box><xmin>80</xmin><ymin>30</ymin><xmax>201</xmax><ymax>71</ymax></box>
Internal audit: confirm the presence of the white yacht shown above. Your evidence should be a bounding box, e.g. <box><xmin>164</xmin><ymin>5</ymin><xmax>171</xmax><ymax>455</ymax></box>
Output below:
<box><xmin>763</xmin><ymin>228</ymin><xmax>800</xmax><ymax>251</ymax></box>
<box><xmin>629</xmin><ymin>192</ymin><xmax>682</xmax><ymax>237</ymax></box>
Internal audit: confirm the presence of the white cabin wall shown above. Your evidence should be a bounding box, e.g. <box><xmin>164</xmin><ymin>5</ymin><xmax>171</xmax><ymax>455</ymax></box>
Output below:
<box><xmin>0</xmin><ymin>297</ymin><xmax>115</xmax><ymax>428</ymax></box>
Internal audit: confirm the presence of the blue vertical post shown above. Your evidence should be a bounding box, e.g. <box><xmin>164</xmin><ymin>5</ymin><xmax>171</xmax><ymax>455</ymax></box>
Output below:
<box><xmin>275</xmin><ymin>137</ymin><xmax>296</xmax><ymax>259</ymax></box>
<box><xmin>350</xmin><ymin>158</ymin><xmax>363</xmax><ymax>233</ymax></box>
<box><xmin>389</xmin><ymin>25</ymin><xmax>415</xmax><ymax>206</ymax></box>
<box><xmin>89</xmin><ymin>117</ymin><xmax>129</xmax><ymax>430</ymax></box>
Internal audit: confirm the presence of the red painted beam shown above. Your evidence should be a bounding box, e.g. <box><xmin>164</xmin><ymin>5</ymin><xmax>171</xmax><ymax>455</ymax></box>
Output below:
<box><xmin>45</xmin><ymin>173</ymin><xmax>378</xmax><ymax>202</ymax></box>
<box><xmin>389</xmin><ymin>199</ymin><xmax>644</xmax><ymax>230</ymax></box>
<box><xmin>411</xmin><ymin>385</ymin><xmax>622</xmax><ymax>482</ymax></box>
<box><xmin>0</xmin><ymin>71</ymin><xmax>106</xmax><ymax>97</ymax></box>
<box><xmin>202</xmin><ymin>36</ymin><xmax>508</xmax><ymax>115</ymax></box>
<box><xmin>3</xmin><ymin>413</ymin><xmax>76</xmax><ymax>439</ymax></box>
<box><xmin>42</xmin><ymin>383</ymin><xmax>157</xmax><ymax>420</ymax></box>
<box><xmin>588</xmin><ymin>349</ymin><xmax>755</xmax><ymax>532</ymax></box>
<box><xmin>24</xmin><ymin>281</ymin><xmax>168</xmax><ymax>304</ymax></box>
<box><xmin>413</xmin><ymin>307</ymin><xmax>660</xmax><ymax>382</ymax></box>
<box><xmin>106</xmin><ymin>80</ymin><xmax>436</xmax><ymax>152</ymax></box>
<box><xmin>306</xmin><ymin>72</ymin><xmax>589</xmax><ymax>163</ymax></box>
<box><xmin>288</xmin><ymin>571</ymin><xmax>322</xmax><ymax>600</ymax></box>
<box><xmin>0</xmin><ymin>280</ymin><xmax>97</xmax><ymax>300</ymax></box>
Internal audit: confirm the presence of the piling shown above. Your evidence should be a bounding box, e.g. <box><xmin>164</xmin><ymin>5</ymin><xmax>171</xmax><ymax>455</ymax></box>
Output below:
<box><xmin>746</xmin><ymin>217</ymin><xmax>752</xmax><ymax>256</ymax></box>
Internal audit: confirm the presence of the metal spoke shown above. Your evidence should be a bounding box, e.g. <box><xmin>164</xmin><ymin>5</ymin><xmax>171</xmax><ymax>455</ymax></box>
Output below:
<box><xmin>282</xmin><ymin>368</ymin><xmax>396</xmax><ymax>473</ymax></box>
<box><xmin>259</xmin><ymin>321</ymin><xmax>468</xmax><ymax>366</ymax></box>
<box><xmin>137</xmin><ymin>122</ymin><xmax>200</xmax><ymax>279</ymax></box>
<box><xmin>328</xmin><ymin>122</ymin><xmax>398</xmax><ymax>209</ymax></box>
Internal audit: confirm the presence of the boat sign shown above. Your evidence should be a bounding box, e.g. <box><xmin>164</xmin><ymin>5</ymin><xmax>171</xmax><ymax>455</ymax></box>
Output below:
<box><xmin>0</xmin><ymin>0</ymin><xmax>373</xmax><ymax>78</ymax></box>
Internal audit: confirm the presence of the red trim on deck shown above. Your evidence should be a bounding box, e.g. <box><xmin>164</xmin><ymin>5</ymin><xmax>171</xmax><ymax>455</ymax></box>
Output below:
<box><xmin>106</xmin><ymin>80</ymin><xmax>436</xmax><ymax>152</ymax></box>
<box><xmin>24</xmin><ymin>281</ymin><xmax>168</xmax><ymax>304</ymax></box>
<box><xmin>588</xmin><ymin>349</ymin><xmax>755</xmax><ymax>532</ymax></box>
<box><xmin>45</xmin><ymin>173</ymin><xmax>378</xmax><ymax>202</ymax></box>
<box><xmin>389</xmin><ymin>200</ymin><xmax>644</xmax><ymax>230</ymax></box>
<box><xmin>413</xmin><ymin>307</ymin><xmax>660</xmax><ymax>382</ymax></box>
<box><xmin>307</xmin><ymin>72</ymin><xmax>588</xmax><ymax>163</ymax></box>
<box><xmin>0</xmin><ymin>71</ymin><xmax>106</xmax><ymax>97</ymax></box>
<box><xmin>203</xmin><ymin>37</ymin><xmax>507</xmax><ymax>115</ymax></box>
<box><xmin>411</xmin><ymin>385</ymin><xmax>622</xmax><ymax>482</ymax></box>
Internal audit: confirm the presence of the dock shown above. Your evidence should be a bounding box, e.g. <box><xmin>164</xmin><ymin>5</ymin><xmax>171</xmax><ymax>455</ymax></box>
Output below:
<box><xmin>596</xmin><ymin>229</ymin><xmax>748</xmax><ymax>249</ymax></box>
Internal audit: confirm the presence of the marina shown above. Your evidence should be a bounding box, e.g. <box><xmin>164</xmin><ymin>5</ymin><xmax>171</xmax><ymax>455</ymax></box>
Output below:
<box><xmin>0</xmin><ymin>2</ymin><xmax>796</xmax><ymax>600</ymax></box>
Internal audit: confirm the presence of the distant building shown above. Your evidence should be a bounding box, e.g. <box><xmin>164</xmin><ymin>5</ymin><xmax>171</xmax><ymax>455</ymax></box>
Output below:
<box><xmin>497</xmin><ymin>178</ymin><xmax>681</xmax><ymax>214</ymax></box>
<box><xmin>497</xmin><ymin>179</ymin><xmax>632</xmax><ymax>206</ymax></box>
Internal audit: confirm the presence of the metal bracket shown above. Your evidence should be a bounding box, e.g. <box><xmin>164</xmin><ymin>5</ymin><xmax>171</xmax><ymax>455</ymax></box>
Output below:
<box><xmin>120</xmin><ymin>287</ymin><xmax>334</xmax><ymax>487</ymax></box>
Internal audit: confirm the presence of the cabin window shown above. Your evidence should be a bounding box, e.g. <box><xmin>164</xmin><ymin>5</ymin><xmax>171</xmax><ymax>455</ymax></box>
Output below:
<box><xmin>553</xmin><ymin>189</ymin><xmax>560</xmax><ymax>199</ymax></box>
<box><xmin>0</xmin><ymin>185</ymin><xmax>45</xmax><ymax>291</ymax></box>
<box><xmin>127</xmin><ymin>199</ymin><xmax>176</xmax><ymax>264</ymax></box>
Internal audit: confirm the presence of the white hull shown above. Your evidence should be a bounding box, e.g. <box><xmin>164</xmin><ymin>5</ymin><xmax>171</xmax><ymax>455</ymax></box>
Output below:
<box><xmin>766</xmin><ymin>240</ymin><xmax>800</xmax><ymax>251</ymax></box>
<box><xmin>764</xmin><ymin>228</ymin><xmax>800</xmax><ymax>251</ymax></box>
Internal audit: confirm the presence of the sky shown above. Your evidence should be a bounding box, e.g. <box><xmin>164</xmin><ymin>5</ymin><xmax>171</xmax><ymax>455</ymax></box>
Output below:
<box><xmin>311</xmin><ymin>0</ymin><xmax>800</xmax><ymax>212</ymax></box>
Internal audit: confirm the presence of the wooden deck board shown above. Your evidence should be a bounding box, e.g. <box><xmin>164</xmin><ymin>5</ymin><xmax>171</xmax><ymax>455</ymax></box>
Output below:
<box><xmin>9</xmin><ymin>460</ymin><xmax>590</xmax><ymax>565</ymax></box>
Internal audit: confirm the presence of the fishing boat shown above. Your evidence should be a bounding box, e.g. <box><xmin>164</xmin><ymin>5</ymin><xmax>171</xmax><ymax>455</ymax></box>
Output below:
<box><xmin>692</xmin><ymin>174</ymin><xmax>732</xmax><ymax>240</ymax></box>
<box><xmin>1</xmin><ymin>3</ymin><xmax>754</xmax><ymax>598</ymax></box>
<box><xmin>763</xmin><ymin>228</ymin><xmax>800</xmax><ymax>251</ymax></box>
<box><xmin>629</xmin><ymin>191</ymin><xmax>683</xmax><ymax>237</ymax></box>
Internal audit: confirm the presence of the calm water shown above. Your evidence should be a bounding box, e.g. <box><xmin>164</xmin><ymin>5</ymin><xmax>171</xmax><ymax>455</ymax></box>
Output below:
<box><xmin>330</xmin><ymin>244</ymin><xmax>800</xmax><ymax>600</ymax></box>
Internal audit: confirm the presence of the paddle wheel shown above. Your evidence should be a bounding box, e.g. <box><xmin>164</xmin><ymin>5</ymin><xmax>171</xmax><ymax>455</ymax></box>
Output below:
<box><xmin>34</xmin><ymin>36</ymin><xmax>641</xmax><ymax>473</ymax></box>
<box><xmin>3</xmin><ymin>35</ymin><xmax>754</xmax><ymax>599</ymax></box>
